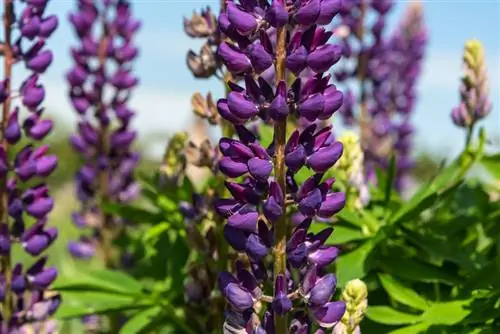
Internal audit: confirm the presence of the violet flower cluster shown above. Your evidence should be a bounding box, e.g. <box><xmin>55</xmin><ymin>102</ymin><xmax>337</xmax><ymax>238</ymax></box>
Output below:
<box><xmin>0</xmin><ymin>0</ymin><xmax>60</xmax><ymax>331</ymax></box>
<box><xmin>335</xmin><ymin>1</ymin><xmax>427</xmax><ymax>191</ymax></box>
<box><xmin>66</xmin><ymin>0</ymin><xmax>141</xmax><ymax>265</ymax></box>
<box><xmin>214</xmin><ymin>0</ymin><xmax>348</xmax><ymax>331</ymax></box>
<box><xmin>376</xmin><ymin>2</ymin><xmax>427</xmax><ymax>190</ymax></box>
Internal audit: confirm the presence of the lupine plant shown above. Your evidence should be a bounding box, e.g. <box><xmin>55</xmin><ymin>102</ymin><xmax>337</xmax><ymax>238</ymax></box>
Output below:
<box><xmin>214</xmin><ymin>0</ymin><xmax>348</xmax><ymax>331</ymax></box>
<box><xmin>335</xmin><ymin>0</ymin><xmax>427</xmax><ymax>192</ymax></box>
<box><xmin>0</xmin><ymin>0</ymin><xmax>60</xmax><ymax>331</ymax></box>
<box><xmin>66</xmin><ymin>0</ymin><xmax>141</xmax><ymax>267</ymax></box>
<box><xmin>1</xmin><ymin>0</ymin><xmax>499</xmax><ymax>333</ymax></box>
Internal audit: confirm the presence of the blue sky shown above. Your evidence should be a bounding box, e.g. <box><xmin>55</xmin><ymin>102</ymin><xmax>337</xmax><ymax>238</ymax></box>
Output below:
<box><xmin>7</xmin><ymin>1</ymin><xmax>500</xmax><ymax>157</ymax></box>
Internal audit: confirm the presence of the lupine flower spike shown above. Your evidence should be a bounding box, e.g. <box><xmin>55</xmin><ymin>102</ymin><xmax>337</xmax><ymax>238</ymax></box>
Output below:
<box><xmin>214</xmin><ymin>0</ymin><xmax>348</xmax><ymax>332</ymax></box>
<box><xmin>66</xmin><ymin>0</ymin><xmax>141</xmax><ymax>330</ymax></box>
<box><xmin>0</xmin><ymin>0</ymin><xmax>60</xmax><ymax>331</ymax></box>
<box><xmin>451</xmin><ymin>39</ymin><xmax>491</xmax><ymax>146</ymax></box>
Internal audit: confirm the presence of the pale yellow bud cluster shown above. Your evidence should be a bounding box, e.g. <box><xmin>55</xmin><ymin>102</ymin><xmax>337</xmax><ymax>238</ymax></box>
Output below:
<box><xmin>334</xmin><ymin>279</ymin><xmax>368</xmax><ymax>334</ymax></box>
<box><xmin>160</xmin><ymin>132</ymin><xmax>189</xmax><ymax>184</ymax></box>
<box><xmin>462</xmin><ymin>40</ymin><xmax>488</xmax><ymax>96</ymax></box>
<box><xmin>336</xmin><ymin>132</ymin><xmax>369</xmax><ymax>209</ymax></box>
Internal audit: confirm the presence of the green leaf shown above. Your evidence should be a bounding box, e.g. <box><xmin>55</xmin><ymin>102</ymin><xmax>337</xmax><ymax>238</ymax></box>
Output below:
<box><xmin>168</xmin><ymin>231</ymin><xmax>190</xmax><ymax>289</ymax></box>
<box><xmin>365</xmin><ymin>306</ymin><xmax>422</xmax><ymax>325</ymax></box>
<box><xmin>55</xmin><ymin>291</ymin><xmax>150</xmax><ymax>319</ymax></box>
<box><xmin>337</xmin><ymin>209</ymin><xmax>364</xmax><ymax>228</ymax></box>
<box><xmin>143</xmin><ymin>222</ymin><xmax>171</xmax><ymax>242</ymax></box>
<box><xmin>310</xmin><ymin>223</ymin><xmax>367</xmax><ymax>244</ymax></box>
<box><xmin>481</xmin><ymin>153</ymin><xmax>500</xmax><ymax>179</ymax></box>
<box><xmin>389</xmin><ymin>180</ymin><xmax>462</xmax><ymax>228</ymax></box>
<box><xmin>378</xmin><ymin>257</ymin><xmax>461</xmax><ymax>285</ymax></box>
<box><xmin>388</xmin><ymin>323</ymin><xmax>430</xmax><ymax>334</ymax></box>
<box><xmin>120</xmin><ymin>306</ymin><xmax>162</xmax><ymax>334</ymax></box>
<box><xmin>53</xmin><ymin>269</ymin><xmax>144</xmax><ymax>296</ymax></box>
<box><xmin>56</xmin><ymin>301</ymin><xmax>149</xmax><ymax>319</ymax></box>
<box><xmin>337</xmin><ymin>240</ymin><xmax>375</xmax><ymax>286</ymax></box>
<box><xmin>101</xmin><ymin>201</ymin><xmax>160</xmax><ymax>224</ymax></box>
<box><xmin>403</xmin><ymin>229</ymin><xmax>475</xmax><ymax>270</ymax></box>
<box><xmin>419</xmin><ymin>300</ymin><xmax>472</xmax><ymax>325</ymax></box>
<box><xmin>177</xmin><ymin>176</ymin><xmax>195</xmax><ymax>201</ymax></box>
<box><xmin>378</xmin><ymin>274</ymin><xmax>430</xmax><ymax>311</ymax></box>
<box><xmin>259</xmin><ymin>124</ymin><xmax>274</xmax><ymax>148</ymax></box>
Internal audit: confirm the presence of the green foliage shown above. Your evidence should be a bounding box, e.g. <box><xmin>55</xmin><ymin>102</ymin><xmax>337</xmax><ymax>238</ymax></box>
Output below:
<box><xmin>329</xmin><ymin>129</ymin><xmax>500</xmax><ymax>332</ymax></box>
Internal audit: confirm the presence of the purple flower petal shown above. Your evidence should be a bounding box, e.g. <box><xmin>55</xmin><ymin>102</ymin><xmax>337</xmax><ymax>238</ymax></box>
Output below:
<box><xmin>311</xmin><ymin>301</ymin><xmax>346</xmax><ymax>328</ymax></box>
<box><xmin>227</xmin><ymin>3</ymin><xmax>257</xmax><ymax>36</ymax></box>
<box><xmin>317</xmin><ymin>192</ymin><xmax>345</xmax><ymax>218</ymax></box>
<box><xmin>247</xmin><ymin>157</ymin><xmax>272</xmax><ymax>180</ymax></box>
<box><xmin>295</xmin><ymin>0</ymin><xmax>321</xmax><ymax>25</ymax></box>
<box><xmin>227</xmin><ymin>210</ymin><xmax>259</xmax><ymax>232</ymax></box>
<box><xmin>308</xmin><ymin>246</ymin><xmax>339</xmax><ymax>267</ymax></box>
<box><xmin>309</xmin><ymin>274</ymin><xmax>336</xmax><ymax>306</ymax></box>
<box><xmin>307</xmin><ymin>141</ymin><xmax>343</xmax><ymax>173</ymax></box>
<box><xmin>219</xmin><ymin>157</ymin><xmax>249</xmax><ymax>178</ymax></box>
<box><xmin>218</xmin><ymin>42</ymin><xmax>252</xmax><ymax>74</ymax></box>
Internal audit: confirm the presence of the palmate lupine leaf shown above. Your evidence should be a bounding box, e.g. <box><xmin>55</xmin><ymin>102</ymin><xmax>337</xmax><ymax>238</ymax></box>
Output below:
<box><xmin>378</xmin><ymin>274</ymin><xmax>430</xmax><ymax>311</ymax></box>
<box><xmin>377</xmin><ymin>256</ymin><xmax>462</xmax><ymax>285</ymax></box>
<box><xmin>53</xmin><ymin>269</ymin><xmax>152</xmax><ymax>320</ymax></box>
<box><xmin>365</xmin><ymin>306</ymin><xmax>422</xmax><ymax>325</ymax></box>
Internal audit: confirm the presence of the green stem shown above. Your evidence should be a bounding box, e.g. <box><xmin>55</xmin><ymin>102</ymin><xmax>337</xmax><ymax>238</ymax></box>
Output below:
<box><xmin>465</xmin><ymin>124</ymin><xmax>474</xmax><ymax>151</ymax></box>
<box><xmin>434</xmin><ymin>282</ymin><xmax>441</xmax><ymax>301</ymax></box>
<box><xmin>160</xmin><ymin>301</ymin><xmax>197</xmax><ymax>334</ymax></box>
<box><xmin>273</xmin><ymin>24</ymin><xmax>288</xmax><ymax>333</ymax></box>
<box><xmin>0</xmin><ymin>0</ymin><xmax>14</xmax><ymax>325</ymax></box>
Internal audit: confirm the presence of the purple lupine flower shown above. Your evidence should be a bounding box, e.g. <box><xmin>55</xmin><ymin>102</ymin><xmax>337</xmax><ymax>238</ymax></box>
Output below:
<box><xmin>334</xmin><ymin>1</ymin><xmax>427</xmax><ymax>192</ymax></box>
<box><xmin>215</xmin><ymin>0</ymin><xmax>346</xmax><ymax>331</ymax></box>
<box><xmin>66</xmin><ymin>1</ymin><xmax>140</xmax><ymax>329</ymax></box>
<box><xmin>451</xmin><ymin>39</ymin><xmax>491</xmax><ymax>132</ymax></box>
<box><xmin>0</xmin><ymin>0</ymin><xmax>59</xmax><ymax>330</ymax></box>
<box><xmin>67</xmin><ymin>0</ymin><xmax>141</xmax><ymax>262</ymax></box>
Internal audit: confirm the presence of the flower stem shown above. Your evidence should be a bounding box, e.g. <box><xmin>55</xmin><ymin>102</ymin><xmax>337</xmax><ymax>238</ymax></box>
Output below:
<box><xmin>0</xmin><ymin>0</ymin><xmax>14</xmax><ymax>324</ymax></box>
<box><xmin>465</xmin><ymin>124</ymin><xmax>474</xmax><ymax>151</ymax></box>
<box><xmin>273</xmin><ymin>24</ymin><xmax>288</xmax><ymax>333</ymax></box>
<box><xmin>95</xmin><ymin>13</ymin><xmax>116</xmax><ymax>269</ymax></box>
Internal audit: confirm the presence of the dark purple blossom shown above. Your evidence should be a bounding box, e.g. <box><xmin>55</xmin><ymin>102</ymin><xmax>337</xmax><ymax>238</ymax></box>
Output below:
<box><xmin>0</xmin><ymin>0</ymin><xmax>60</xmax><ymax>329</ymax></box>
<box><xmin>215</xmin><ymin>0</ymin><xmax>346</xmax><ymax>331</ymax></box>
<box><xmin>335</xmin><ymin>1</ymin><xmax>427</xmax><ymax>192</ymax></box>
<box><xmin>67</xmin><ymin>0</ymin><xmax>141</xmax><ymax>265</ymax></box>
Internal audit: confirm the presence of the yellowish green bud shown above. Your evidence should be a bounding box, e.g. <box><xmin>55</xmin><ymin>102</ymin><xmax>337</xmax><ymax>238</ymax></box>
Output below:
<box><xmin>160</xmin><ymin>132</ymin><xmax>189</xmax><ymax>184</ymax></box>
<box><xmin>335</xmin><ymin>279</ymin><xmax>368</xmax><ymax>334</ymax></box>
<box><xmin>336</xmin><ymin>132</ymin><xmax>369</xmax><ymax>209</ymax></box>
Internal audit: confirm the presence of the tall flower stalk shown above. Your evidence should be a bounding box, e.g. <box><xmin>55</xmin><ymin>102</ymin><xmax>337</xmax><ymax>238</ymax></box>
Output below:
<box><xmin>0</xmin><ymin>0</ymin><xmax>59</xmax><ymax>331</ymax></box>
<box><xmin>66</xmin><ymin>0</ymin><xmax>141</xmax><ymax>267</ymax></box>
<box><xmin>215</xmin><ymin>0</ymin><xmax>348</xmax><ymax>331</ymax></box>
<box><xmin>335</xmin><ymin>0</ymin><xmax>427</xmax><ymax>191</ymax></box>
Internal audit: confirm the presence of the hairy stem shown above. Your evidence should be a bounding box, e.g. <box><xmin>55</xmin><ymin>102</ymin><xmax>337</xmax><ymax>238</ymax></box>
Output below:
<box><xmin>0</xmin><ymin>0</ymin><xmax>14</xmax><ymax>324</ymax></box>
<box><xmin>273</xmin><ymin>24</ymin><xmax>288</xmax><ymax>333</ymax></box>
